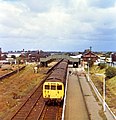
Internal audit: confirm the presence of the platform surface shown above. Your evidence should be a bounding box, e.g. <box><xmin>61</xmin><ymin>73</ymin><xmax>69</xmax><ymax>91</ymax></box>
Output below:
<box><xmin>64</xmin><ymin>67</ymin><xmax>103</xmax><ymax>120</ymax></box>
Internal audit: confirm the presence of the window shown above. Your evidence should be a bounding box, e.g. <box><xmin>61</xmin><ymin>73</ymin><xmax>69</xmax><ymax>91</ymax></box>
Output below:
<box><xmin>45</xmin><ymin>85</ymin><xmax>49</xmax><ymax>89</ymax></box>
<box><xmin>57</xmin><ymin>85</ymin><xmax>62</xmax><ymax>90</ymax></box>
<box><xmin>51</xmin><ymin>85</ymin><xmax>56</xmax><ymax>90</ymax></box>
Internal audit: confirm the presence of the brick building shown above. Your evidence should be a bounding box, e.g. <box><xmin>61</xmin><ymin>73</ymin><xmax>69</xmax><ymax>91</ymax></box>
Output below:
<box><xmin>82</xmin><ymin>51</ymin><xmax>99</xmax><ymax>62</ymax></box>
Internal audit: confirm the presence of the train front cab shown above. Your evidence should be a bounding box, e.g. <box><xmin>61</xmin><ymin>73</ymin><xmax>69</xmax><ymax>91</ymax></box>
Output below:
<box><xmin>43</xmin><ymin>82</ymin><xmax>64</xmax><ymax>103</ymax></box>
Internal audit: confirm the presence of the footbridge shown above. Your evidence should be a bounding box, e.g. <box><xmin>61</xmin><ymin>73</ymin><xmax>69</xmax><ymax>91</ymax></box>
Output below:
<box><xmin>40</xmin><ymin>54</ymin><xmax>80</xmax><ymax>67</ymax></box>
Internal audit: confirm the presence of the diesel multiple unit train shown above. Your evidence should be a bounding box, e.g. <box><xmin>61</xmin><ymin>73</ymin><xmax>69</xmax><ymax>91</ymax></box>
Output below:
<box><xmin>43</xmin><ymin>59</ymin><xmax>68</xmax><ymax>104</ymax></box>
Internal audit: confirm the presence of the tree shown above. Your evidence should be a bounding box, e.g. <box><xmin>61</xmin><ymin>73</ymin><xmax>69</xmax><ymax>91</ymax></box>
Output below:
<box><xmin>105</xmin><ymin>66</ymin><xmax>116</xmax><ymax>79</ymax></box>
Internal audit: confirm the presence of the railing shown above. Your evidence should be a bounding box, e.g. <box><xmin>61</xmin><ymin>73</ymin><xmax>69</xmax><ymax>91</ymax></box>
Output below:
<box><xmin>86</xmin><ymin>74</ymin><xmax>116</xmax><ymax>120</ymax></box>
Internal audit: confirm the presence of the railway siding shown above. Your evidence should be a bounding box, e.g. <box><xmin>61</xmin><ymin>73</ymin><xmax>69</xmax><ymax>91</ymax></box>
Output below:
<box><xmin>0</xmin><ymin>66</ymin><xmax>25</xmax><ymax>80</ymax></box>
<box><xmin>0</xmin><ymin>65</ymin><xmax>47</xmax><ymax>120</ymax></box>
<box><xmin>4</xmin><ymin>60</ymin><xmax>66</xmax><ymax>120</ymax></box>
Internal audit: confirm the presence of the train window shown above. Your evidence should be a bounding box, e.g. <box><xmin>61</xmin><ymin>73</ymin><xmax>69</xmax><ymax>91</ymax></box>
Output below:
<box><xmin>51</xmin><ymin>85</ymin><xmax>56</xmax><ymax>90</ymax></box>
<box><xmin>57</xmin><ymin>85</ymin><xmax>62</xmax><ymax>90</ymax></box>
<box><xmin>45</xmin><ymin>85</ymin><xmax>49</xmax><ymax>89</ymax></box>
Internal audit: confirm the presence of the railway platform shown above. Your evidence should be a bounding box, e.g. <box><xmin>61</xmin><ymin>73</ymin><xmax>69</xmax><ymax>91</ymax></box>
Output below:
<box><xmin>64</xmin><ymin>67</ymin><xmax>104</xmax><ymax>120</ymax></box>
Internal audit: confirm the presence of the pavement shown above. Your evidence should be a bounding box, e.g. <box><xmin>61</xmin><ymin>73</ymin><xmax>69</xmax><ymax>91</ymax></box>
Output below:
<box><xmin>64</xmin><ymin>67</ymin><xmax>106</xmax><ymax>120</ymax></box>
<box><xmin>77</xmin><ymin>67</ymin><xmax>104</xmax><ymax>120</ymax></box>
<box><xmin>64</xmin><ymin>69</ymin><xmax>89</xmax><ymax>120</ymax></box>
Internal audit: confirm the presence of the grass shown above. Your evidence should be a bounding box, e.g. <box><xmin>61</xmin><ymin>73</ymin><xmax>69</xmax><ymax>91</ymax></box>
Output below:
<box><xmin>99</xmin><ymin>109</ymin><xmax>107</xmax><ymax>120</ymax></box>
<box><xmin>0</xmin><ymin>64</ymin><xmax>49</xmax><ymax>119</ymax></box>
<box><xmin>106</xmin><ymin>76</ymin><xmax>116</xmax><ymax>114</ymax></box>
<box><xmin>89</xmin><ymin>65</ymin><xmax>116</xmax><ymax>116</ymax></box>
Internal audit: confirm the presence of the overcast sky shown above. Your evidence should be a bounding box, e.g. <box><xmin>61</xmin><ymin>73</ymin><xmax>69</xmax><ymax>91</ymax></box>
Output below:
<box><xmin>0</xmin><ymin>0</ymin><xmax>116</xmax><ymax>52</ymax></box>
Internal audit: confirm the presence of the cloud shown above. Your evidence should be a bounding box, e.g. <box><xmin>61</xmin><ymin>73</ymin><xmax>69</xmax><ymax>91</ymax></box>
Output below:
<box><xmin>0</xmin><ymin>0</ymin><xmax>116</xmax><ymax>51</ymax></box>
<box><xmin>87</xmin><ymin>0</ymin><xmax>116</xmax><ymax>8</ymax></box>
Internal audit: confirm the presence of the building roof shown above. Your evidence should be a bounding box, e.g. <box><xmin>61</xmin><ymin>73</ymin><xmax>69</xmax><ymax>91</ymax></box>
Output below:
<box><xmin>82</xmin><ymin>51</ymin><xmax>98</xmax><ymax>58</ymax></box>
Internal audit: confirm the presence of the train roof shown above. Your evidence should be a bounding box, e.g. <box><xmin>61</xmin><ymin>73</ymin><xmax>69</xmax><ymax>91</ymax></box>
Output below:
<box><xmin>46</xmin><ymin>76</ymin><xmax>64</xmax><ymax>82</ymax></box>
<box><xmin>45</xmin><ymin>58</ymin><xmax>68</xmax><ymax>83</ymax></box>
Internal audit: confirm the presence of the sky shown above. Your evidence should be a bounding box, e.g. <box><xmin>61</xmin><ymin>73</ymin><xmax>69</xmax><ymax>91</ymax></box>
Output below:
<box><xmin>0</xmin><ymin>0</ymin><xmax>116</xmax><ymax>52</ymax></box>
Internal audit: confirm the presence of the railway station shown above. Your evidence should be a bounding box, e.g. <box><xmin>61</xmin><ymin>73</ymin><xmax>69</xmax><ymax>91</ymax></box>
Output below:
<box><xmin>40</xmin><ymin>54</ymin><xmax>80</xmax><ymax>68</ymax></box>
<box><xmin>0</xmin><ymin>55</ymin><xmax>116</xmax><ymax>120</ymax></box>
<box><xmin>1</xmin><ymin>0</ymin><xmax>116</xmax><ymax>119</ymax></box>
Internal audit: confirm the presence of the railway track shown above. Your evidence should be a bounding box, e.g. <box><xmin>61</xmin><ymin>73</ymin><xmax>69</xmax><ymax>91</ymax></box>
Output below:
<box><xmin>10</xmin><ymin>83</ymin><xmax>44</xmax><ymax>120</ymax></box>
<box><xmin>6</xmin><ymin>62</ymin><xmax>64</xmax><ymax>120</ymax></box>
<box><xmin>9</xmin><ymin>82</ymin><xmax>62</xmax><ymax>120</ymax></box>
<box><xmin>39</xmin><ymin>106</ymin><xmax>62</xmax><ymax>120</ymax></box>
<box><xmin>8</xmin><ymin>85</ymin><xmax>63</xmax><ymax>120</ymax></box>
<box><xmin>0</xmin><ymin>66</ymin><xmax>25</xmax><ymax>80</ymax></box>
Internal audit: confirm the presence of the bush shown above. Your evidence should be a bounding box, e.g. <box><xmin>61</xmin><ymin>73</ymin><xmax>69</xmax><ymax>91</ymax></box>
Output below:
<box><xmin>105</xmin><ymin>66</ymin><xmax>116</xmax><ymax>79</ymax></box>
<box><xmin>98</xmin><ymin>63</ymin><xmax>107</xmax><ymax>69</ymax></box>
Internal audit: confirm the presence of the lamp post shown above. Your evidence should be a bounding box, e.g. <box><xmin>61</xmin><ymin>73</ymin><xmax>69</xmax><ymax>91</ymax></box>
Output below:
<box><xmin>95</xmin><ymin>73</ymin><xmax>106</xmax><ymax>112</ymax></box>
<box><xmin>87</xmin><ymin>58</ymin><xmax>91</xmax><ymax>81</ymax></box>
<box><xmin>87</xmin><ymin>61</ymin><xmax>89</xmax><ymax>81</ymax></box>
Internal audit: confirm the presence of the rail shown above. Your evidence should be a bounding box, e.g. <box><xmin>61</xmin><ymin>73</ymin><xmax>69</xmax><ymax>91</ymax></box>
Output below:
<box><xmin>6</xmin><ymin>61</ymin><xmax>68</xmax><ymax>120</ymax></box>
<box><xmin>0</xmin><ymin>66</ymin><xmax>25</xmax><ymax>80</ymax></box>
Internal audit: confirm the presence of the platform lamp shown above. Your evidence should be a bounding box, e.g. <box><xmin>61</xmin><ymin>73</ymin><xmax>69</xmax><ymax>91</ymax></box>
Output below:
<box><xmin>87</xmin><ymin>58</ymin><xmax>91</xmax><ymax>82</ymax></box>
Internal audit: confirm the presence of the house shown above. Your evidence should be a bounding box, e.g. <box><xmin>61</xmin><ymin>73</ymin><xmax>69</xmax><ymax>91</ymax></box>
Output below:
<box><xmin>81</xmin><ymin>51</ymin><xmax>99</xmax><ymax>67</ymax></box>
<box><xmin>82</xmin><ymin>51</ymin><xmax>99</xmax><ymax>62</ymax></box>
<box><xmin>112</xmin><ymin>53</ymin><xmax>116</xmax><ymax>62</ymax></box>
